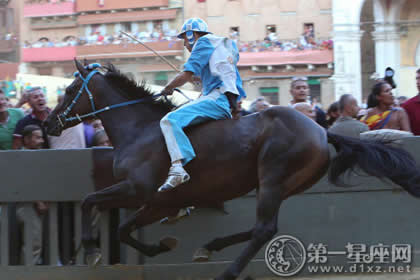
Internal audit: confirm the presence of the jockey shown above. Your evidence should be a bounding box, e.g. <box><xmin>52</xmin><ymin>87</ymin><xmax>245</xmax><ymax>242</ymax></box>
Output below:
<box><xmin>158</xmin><ymin>18</ymin><xmax>246</xmax><ymax>192</ymax></box>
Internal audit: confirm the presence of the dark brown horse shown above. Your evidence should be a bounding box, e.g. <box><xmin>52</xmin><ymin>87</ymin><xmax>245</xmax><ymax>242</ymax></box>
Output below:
<box><xmin>45</xmin><ymin>60</ymin><xmax>420</xmax><ymax>280</ymax></box>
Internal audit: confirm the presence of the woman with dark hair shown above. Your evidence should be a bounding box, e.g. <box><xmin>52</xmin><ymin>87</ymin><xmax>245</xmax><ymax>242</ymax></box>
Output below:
<box><xmin>326</xmin><ymin>101</ymin><xmax>339</xmax><ymax>128</ymax></box>
<box><xmin>362</xmin><ymin>81</ymin><xmax>411</xmax><ymax>131</ymax></box>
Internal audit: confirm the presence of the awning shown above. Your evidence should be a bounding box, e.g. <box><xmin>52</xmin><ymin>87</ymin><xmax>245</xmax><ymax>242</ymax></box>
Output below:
<box><xmin>78</xmin><ymin>9</ymin><xmax>177</xmax><ymax>25</ymax></box>
<box><xmin>238</xmin><ymin>50</ymin><xmax>333</xmax><ymax>66</ymax></box>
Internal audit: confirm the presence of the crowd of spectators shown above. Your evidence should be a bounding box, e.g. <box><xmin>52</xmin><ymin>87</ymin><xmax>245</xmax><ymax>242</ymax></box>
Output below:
<box><xmin>0</xmin><ymin>86</ymin><xmax>111</xmax><ymax>264</ymax></box>
<box><xmin>23</xmin><ymin>29</ymin><xmax>179</xmax><ymax>49</ymax></box>
<box><xmin>230</xmin><ymin>27</ymin><xmax>333</xmax><ymax>53</ymax></box>
<box><xmin>238</xmin><ymin>68</ymin><xmax>420</xmax><ymax>140</ymax></box>
<box><xmin>22</xmin><ymin>28</ymin><xmax>333</xmax><ymax>53</ymax></box>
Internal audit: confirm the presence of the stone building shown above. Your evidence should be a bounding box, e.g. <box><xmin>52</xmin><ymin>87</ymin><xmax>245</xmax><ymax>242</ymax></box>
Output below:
<box><xmin>184</xmin><ymin>0</ymin><xmax>335</xmax><ymax>106</ymax></box>
<box><xmin>20</xmin><ymin>0</ymin><xmax>184</xmax><ymax>85</ymax></box>
<box><xmin>0</xmin><ymin>0</ymin><xmax>20</xmax><ymax>80</ymax></box>
<box><xmin>333</xmin><ymin>0</ymin><xmax>420</xmax><ymax>104</ymax></box>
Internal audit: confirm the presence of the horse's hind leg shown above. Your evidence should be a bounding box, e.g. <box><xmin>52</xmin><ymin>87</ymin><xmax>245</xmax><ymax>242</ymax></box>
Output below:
<box><xmin>81</xmin><ymin>180</ymin><xmax>136</xmax><ymax>265</ymax></box>
<box><xmin>216</xmin><ymin>187</ymin><xmax>282</xmax><ymax>280</ymax></box>
<box><xmin>118</xmin><ymin>205</ymin><xmax>180</xmax><ymax>257</ymax></box>
<box><xmin>193</xmin><ymin>230</ymin><xmax>253</xmax><ymax>262</ymax></box>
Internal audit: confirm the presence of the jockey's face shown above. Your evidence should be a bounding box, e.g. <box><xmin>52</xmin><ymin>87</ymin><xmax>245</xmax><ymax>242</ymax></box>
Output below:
<box><xmin>378</xmin><ymin>83</ymin><xmax>394</xmax><ymax>106</ymax></box>
<box><xmin>182</xmin><ymin>33</ymin><xmax>194</xmax><ymax>52</ymax></box>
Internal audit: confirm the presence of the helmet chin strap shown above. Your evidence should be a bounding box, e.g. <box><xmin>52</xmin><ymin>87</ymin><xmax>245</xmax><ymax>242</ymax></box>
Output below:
<box><xmin>186</xmin><ymin>31</ymin><xmax>196</xmax><ymax>46</ymax></box>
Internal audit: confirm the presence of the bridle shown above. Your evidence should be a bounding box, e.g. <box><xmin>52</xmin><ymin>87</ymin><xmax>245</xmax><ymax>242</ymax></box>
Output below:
<box><xmin>57</xmin><ymin>64</ymin><xmax>165</xmax><ymax>128</ymax></box>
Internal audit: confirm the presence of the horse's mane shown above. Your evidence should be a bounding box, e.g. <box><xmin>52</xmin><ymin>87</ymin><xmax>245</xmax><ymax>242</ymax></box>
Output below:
<box><xmin>103</xmin><ymin>63</ymin><xmax>176</xmax><ymax>112</ymax></box>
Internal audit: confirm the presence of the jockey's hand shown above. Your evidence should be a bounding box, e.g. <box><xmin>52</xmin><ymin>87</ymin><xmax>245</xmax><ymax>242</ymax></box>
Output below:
<box><xmin>161</xmin><ymin>87</ymin><xmax>174</xmax><ymax>96</ymax></box>
<box><xmin>231</xmin><ymin>107</ymin><xmax>241</xmax><ymax>120</ymax></box>
<box><xmin>225</xmin><ymin>92</ymin><xmax>240</xmax><ymax>120</ymax></box>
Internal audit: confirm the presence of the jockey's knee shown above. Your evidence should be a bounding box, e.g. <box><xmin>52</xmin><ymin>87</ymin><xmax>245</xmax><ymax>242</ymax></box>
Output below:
<box><xmin>160</xmin><ymin>116</ymin><xmax>171</xmax><ymax>130</ymax></box>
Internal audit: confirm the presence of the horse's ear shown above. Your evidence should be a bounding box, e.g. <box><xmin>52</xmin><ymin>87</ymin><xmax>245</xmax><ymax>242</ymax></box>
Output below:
<box><xmin>74</xmin><ymin>58</ymin><xmax>88</xmax><ymax>77</ymax></box>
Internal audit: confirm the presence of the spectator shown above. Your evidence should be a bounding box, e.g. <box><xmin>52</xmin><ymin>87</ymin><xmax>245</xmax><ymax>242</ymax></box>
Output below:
<box><xmin>361</xmin><ymin>81</ymin><xmax>411</xmax><ymax>132</ymax></box>
<box><xmin>396</xmin><ymin>96</ymin><xmax>408</xmax><ymax>107</ymax></box>
<box><xmin>249</xmin><ymin>97</ymin><xmax>270</xmax><ymax>113</ymax></box>
<box><xmin>17</xmin><ymin>124</ymin><xmax>48</xmax><ymax>265</ymax></box>
<box><xmin>0</xmin><ymin>90</ymin><xmax>24</xmax><ymax>149</ymax></box>
<box><xmin>49</xmin><ymin>95</ymin><xmax>86</xmax><ymax>149</ymax></box>
<box><xmin>401</xmin><ymin>69</ymin><xmax>420</xmax><ymax>135</ymax></box>
<box><xmin>289</xmin><ymin>77</ymin><xmax>327</xmax><ymax>128</ymax></box>
<box><xmin>292</xmin><ymin>102</ymin><xmax>316</xmax><ymax>121</ymax></box>
<box><xmin>326</xmin><ymin>101</ymin><xmax>339</xmax><ymax>128</ymax></box>
<box><xmin>84</xmin><ymin>119</ymin><xmax>104</xmax><ymax>147</ymax></box>
<box><xmin>22</xmin><ymin>124</ymin><xmax>44</xmax><ymax>149</ymax></box>
<box><xmin>13</xmin><ymin>87</ymin><xmax>50</xmax><ymax>149</ymax></box>
<box><xmin>91</xmin><ymin>119</ymin><xmax>104</xmax><ymax>131</ymax></box>
<box><xmin>92</xmin><ymin>129</ymin><xmax>111</xmax><ymax>147</ymax></box>
<box><xmin>328</xmin><ymin>94</ymin><xmax>369</xmax><ymax>138</ymax></box>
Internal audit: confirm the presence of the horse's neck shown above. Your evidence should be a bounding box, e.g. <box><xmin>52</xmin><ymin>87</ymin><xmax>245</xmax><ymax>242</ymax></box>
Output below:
<box><xmin>98</xmin><ymin>103</ymin><xmax>166</xmax><ymax>149</ymax></box>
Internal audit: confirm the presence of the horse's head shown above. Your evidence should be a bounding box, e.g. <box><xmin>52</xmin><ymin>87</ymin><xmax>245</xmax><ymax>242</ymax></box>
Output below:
<box><xmin>46</xmin><ymin>59</ymin><xmax>102</xmax><ymax>136</ymax></box>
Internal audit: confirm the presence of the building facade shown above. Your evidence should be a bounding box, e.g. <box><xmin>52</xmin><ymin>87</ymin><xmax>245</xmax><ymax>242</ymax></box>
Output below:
<box><xmin>332</xmin><ymin>0</ymin><xmax>420</xmax><ymax>104</ymax></box>
<box><xmin>0</xmin><ymin>0</ymin><xmax>20</xmax><ymax>80</ymax></box>
<box><xmin>184</xmin><ymin>0</ymin><xmax>335</xmax><ymax>107</ymax></box>
<box><xmin>20</xmin><ymin>0</ymin><xmax>184</xmax><ymax>86</ymax></box>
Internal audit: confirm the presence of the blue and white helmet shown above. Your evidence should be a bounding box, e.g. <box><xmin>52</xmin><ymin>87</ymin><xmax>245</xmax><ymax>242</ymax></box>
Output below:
<box><xmin>177</xmin><ymin>18</ymin><xmax>211</xmax><ymax>46</ymax></box>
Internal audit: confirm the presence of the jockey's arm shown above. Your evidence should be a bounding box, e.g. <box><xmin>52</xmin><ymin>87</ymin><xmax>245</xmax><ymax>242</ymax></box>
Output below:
<box><xmin>161</xmin><ymin>71</ymin><xmax>194</xmax><ymax>95</ymax></box>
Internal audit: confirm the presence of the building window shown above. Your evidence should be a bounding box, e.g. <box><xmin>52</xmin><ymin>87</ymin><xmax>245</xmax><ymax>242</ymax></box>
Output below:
<box><xmin>303</xmin><ymin>23</ymin><xmax>315</xmax><ymax>38</ymax></box>
<box><xmin>38</xmin><ymin>67</ymin><xmax>52</xmax><ymax>76</ymax></box>
<box><xmin>229</xmin><ymin>27</ymin><xmax>239</xmax><ymax>41</ymax></box>
<box><xmin>122</xmin><ymin>22</ymin><xmax>131</xmax><ymax>33</ymax></box>
<box><xmin>308</xmin><ymin>78</ymin><xmax>321</xmax><ymax>102</ymax></box>
<box><xmin>265</xmin><ymin>25</ymin><xmax>277</xmax><ymax>41</ymax></box>
<box><xmin>154</xmin><ymin>72</ymin><xmax>168</xmax><ymax>86</ymax></box>
<box><xmin>266</xmin><ymin>25</ymin><xmax>276</xmax><ymax>34</ymax></box>
<box><xmin>259</xmin><ymin>87</ymin><xmax>279</xmax><ymax>105</ymax></box>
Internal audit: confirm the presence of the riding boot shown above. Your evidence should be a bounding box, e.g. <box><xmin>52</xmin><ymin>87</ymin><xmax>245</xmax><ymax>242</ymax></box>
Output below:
<box><xmin>158</xmin><ymin>164</ymin><xmax>190</xmax><ymax>192</ymax></box>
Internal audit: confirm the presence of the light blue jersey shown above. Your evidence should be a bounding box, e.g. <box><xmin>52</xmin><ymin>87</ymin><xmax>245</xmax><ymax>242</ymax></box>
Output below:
<box><xmin>160</xmin><ymin>34</ymin><xmax>247</xmax><ymax>166</ymax></box>
<box><xmin>183</xmin><ymin>34</ymin><xmax>246</xmax><ymax>100</ymax></box>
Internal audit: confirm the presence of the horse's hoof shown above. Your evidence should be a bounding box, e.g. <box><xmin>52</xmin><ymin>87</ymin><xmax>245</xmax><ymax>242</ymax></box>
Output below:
<box><xmin>160</xmin><ymin>207</ymin><xmax>194</xmax><ymax>225</ymax></box>
<box><xmin>86</xmin><ymin>252</ymin><xmax>102</xmax><ymax>267</ymax></box>
<box><xmin>192</xmin><ymin>247</ymin><xmax>212</xmax><ymax>262</ymax></box>
<box><xmin>159</xmin><ymin>236</ymin><xmax>178</xmax><ymax>251</ymax></box>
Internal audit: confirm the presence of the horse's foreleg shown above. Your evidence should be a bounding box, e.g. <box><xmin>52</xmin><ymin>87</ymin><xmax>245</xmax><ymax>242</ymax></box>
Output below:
<box><xmin>193</xmin><ymin>230</ymin><xmax>253</xmax><ymax>262</ymax></box>
<box><xmin>81</xmin><ymin>180</ymin><xmax>136</xmax><ymax>265</ymax></box>
<box><xmin>118</xmin><ymin>206</ymin><xmax>179</xmax><ymax>257</ymax></box>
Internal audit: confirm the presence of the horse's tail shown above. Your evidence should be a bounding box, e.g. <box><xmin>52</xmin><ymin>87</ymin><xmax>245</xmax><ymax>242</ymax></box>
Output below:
<box><xmin>327</xmin><ymin>132</ymin><xmax>420</xmax><ymax>197</ymax></box>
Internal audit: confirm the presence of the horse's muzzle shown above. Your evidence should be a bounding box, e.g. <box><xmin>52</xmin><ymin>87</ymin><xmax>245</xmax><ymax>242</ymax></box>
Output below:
<box><xmin>44</xmin><ymin>115</ymin><xmax>64</xmax><ymax>136</ymax></box>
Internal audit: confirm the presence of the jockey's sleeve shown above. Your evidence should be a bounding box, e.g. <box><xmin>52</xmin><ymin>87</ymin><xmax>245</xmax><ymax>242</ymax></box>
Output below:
<box><xmin>183</xmin><ymin>37</ymin><xmax>214</xmax><ymax>77</ymax></box>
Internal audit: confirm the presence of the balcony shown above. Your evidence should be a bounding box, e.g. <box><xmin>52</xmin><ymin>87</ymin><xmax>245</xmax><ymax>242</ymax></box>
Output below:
<box><xmin>0</xmin><ymin>63</ymin><xmax>18</xmax><ymax>80</ymax></box>
<box><xmin>76</xmin><ymin>41</ymin><xmax>183</xmax><ymax>60</ymax></box>
<box><xmin>0</xmin><ymin>39</ymin><xmax>16</xmax><ymax>53</ymax></box>
<box><xmin>24</xmin><ymin>1</ymin><xmax>76</xmax><ymax>18</ymax></box>
<box><xmin>22</xmin><ymin>46</ymin><xmax>76</xmax><ymax>62</ymax></box>
<box><xmin>77</xmin><ymin>9</ymin><xmax>177</xmax><ymax>25</ymax></box>
<box><xmin>76</xmin><ymin>0</ymin><xmax>168</xmax><ymax>13</ymax></box>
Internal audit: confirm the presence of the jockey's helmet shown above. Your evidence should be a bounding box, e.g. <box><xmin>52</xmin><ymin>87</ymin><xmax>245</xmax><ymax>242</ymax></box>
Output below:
<box><xmin>177</xmin><ymin>18</ymin><xmax>211</xmax><ymax>46</ymax></box>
